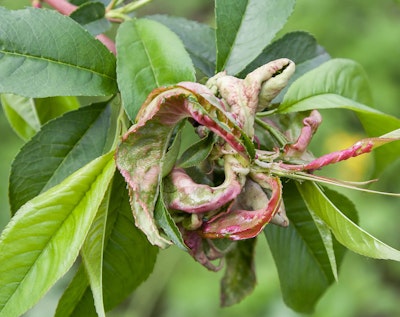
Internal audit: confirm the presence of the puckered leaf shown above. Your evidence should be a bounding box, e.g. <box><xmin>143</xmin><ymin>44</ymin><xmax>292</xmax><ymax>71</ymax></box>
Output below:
<box><xmin>298</xmin><ymin>181</ymin><xmax>400</xmax><ymax>261</ymax></box>
<box><xmin>215</xmin><ymin>0</ymin><xmax>295</xmax><ymax>75</ymax></box>
<box><xmin>116</xmin><ymin>18</ymin><xmax>196</xmax><ymax>120</ymax></box>
<box><xmin>239</xmin><ymin>31</ymin><xmax>330</xmax><ymax>103</ymax></box>
<box><xmin>148</xmin><ymin>15</ymin><xmax>216</xmax><ymax>77</ymax></box>
<box><xmin>202</xmin><ymin>175</ymin><xmax>282</xmax><ymax>240</ymax></box>
<box><xmin>55</xmin><ymin>173</ymin><xmax>158</xmax><ymax>316</ymax></box>
<box><xmin>0</xmin><ymin>152</ymin><xmax>115</xmax><ymax>317</ymax></box>
<box><xmin>1</xmin><ymin>94</ymin><xmax>79</xmax><ymax>140</ymax></box>
<box><xmin>9</xmin><ymin>102</ymin><xmax>112</xmax><ymax>214</ymax></box>
<box><xmin>278</xmin><ymin>58</ymin><xmax>400</xmax><ymax>176</ymax></box>
<box><xmin>264</xmin><ymin>181</ymin><xmax>338</xmax><ymax>313</ymax></box>
<box><xmin>0</xmin><ymin>7</ymin><xmax>117</xmax><ymax>97</ymax></box>
<box><xmin>116</xmin><ymin>83</ymin><xmax>253</xmax><ymax>247</ymax></box>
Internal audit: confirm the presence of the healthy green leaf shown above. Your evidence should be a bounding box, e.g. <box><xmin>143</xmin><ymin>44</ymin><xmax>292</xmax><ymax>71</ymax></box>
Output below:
<box><xmin>148</xmin><ymin>15</ymin><xmax>216</xmax><ymax>77</ymax></box>
<box><xmin>154</xmin><ymin>188</ymin><xmax>187</xmax><ymax>251</ymax></box>
<box><xmin>0</xmin><ymin>151</ymin><xmax>115</xmax><ymax>317</ymax></box>
<box><xmin>54</xmin><ymin>265</ymin><xmax>93</xmax><ymax>317</ymax></box>
<box><xmin>1</xmin><ymin>94</ymin><xmax>80</xmax><ymax>140</ymax></box>
<box><xmin>116</xmin><ymin>18</ymin><xmax>196</xmax><ymax>120</ymax></box>
<box><xmin>215</xmin><ymin>0</ymin><xmax>295</xmax><ymax>75</ymax></box>
<box><xmin>177</xmin><ymin>132</ymin><xmax>217</xmax><ymax>168</ymax></box>
<box><xmin>264</xmin><ymin>181</ymin><xmax>337</xmax><ymax>313</ymax></box>
<box><xmin>0</xmin><ymin>7</ymin><xmax>116</xmax><ymax>97</ymax></box>
<box><xmin>9</xmin><ymin>102</ymin><xmax>112</xmax><ymax>214</ymax></box>
<box><xmin>56</xmin><ymin>173</ymin><xmax>159</xmax><ymax>315</ymax></box>
<box><xmin>80</xmin><ymin>185</ymin><xmax>111</xmax><ymax>317</ymax></box>
<box><xmin>221</xmin><ymin>239</ymin><xmax>256</xmax><ymax>307</ymax></box>
<box><xmin>70</xmin><ymin>1</ymin><xmax>111</xmax><ymax>36</ymax></box>
<box><xmin>278</xmin><ymin>58</ymin><xmax>400</xmax><ymax>176</ymax></box>
<box><xmin>297</xmin><ymin>181</ymin><xmax>400</xmax><ymax>261</ymax></box>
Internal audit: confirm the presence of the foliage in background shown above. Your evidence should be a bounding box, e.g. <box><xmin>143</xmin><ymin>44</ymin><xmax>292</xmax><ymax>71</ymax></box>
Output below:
<box><xmin>0</xmin><ymin>0</ymin><xmax>398</xmax><ymax>316</ymax></box>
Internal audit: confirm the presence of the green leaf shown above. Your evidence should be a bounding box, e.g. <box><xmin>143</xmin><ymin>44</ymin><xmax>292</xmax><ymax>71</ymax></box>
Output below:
<box><xmin>297</xmin><ymin>181</ymin><xmax>400</xmax><ymax>261</ymax></box>
<box><xmin>56</xmin><ymin>173</ymin><xmax>159</xmax><ymax>315</ymax></box>
<box><xmin>9</xmin><ymin>102</ymin><xmax>112</xmax><ymax>214</ymax></box>
<box><xmin>264</xmin><ymin>181</ymin><xmax>337</xmax><ymax>313</ymax></box>
<box><xmin>221</xmin><ymin>239</ymin><xmax>256</xmax><ymax>307</ymax></box>
<box><xmin>1</xmin><ymin>94</ymin><xmax>40</xmax><ymax>140</ymax></box>
<box><xmin>278</xmin><ymin>58</ymin><xmax>400</xmax><ymax>176</ymax></box>
<box><xmin>1</xmin><ymin>94</ymin><xmax>80</xmax><ymax>140</ymax></box>
<box><xmin>116</xmin><ymin>18</ymin><xmax>195</xmax><ymax>120</ymax></box>
<box><xmin>148</xmin><ymin>15</ymin><xmax>216</xmax><ymax>77</ymax></box>
<box><xmin>70</xmin><ymin>2</ymin><xmax>111</xmax><ymax>36</ymax></box>
<box><xmin>0</xmin><ymin>7</ymin><xmax>117</xmax><ymax>97</ymax></box>
<box><xmin>215</xmin><ymin>0</ymin><xmax>295</xmax><ymax>75</ymax></box>
<box><xmin>0</xmin><ymin>152</ymin><xmax>115</xmax><ymax>317</ymax></box>
<box><xmin>80</xmin><ymin>185</ymin><xmax>111</xmax><ymax>317</ymax></box>
<box><xmin>178</xmin><ymin>132</ymin><xmax>216</xmax><ymax>168</ymax></box>
<box><xmin>154</xmin><ymin>188</ymin><xmax>187</xmax><ymax>251</ymax></box>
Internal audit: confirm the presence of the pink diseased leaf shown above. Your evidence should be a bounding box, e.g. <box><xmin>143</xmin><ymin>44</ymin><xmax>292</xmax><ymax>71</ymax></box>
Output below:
<box><xmin>202</xmin><ymin>175</ymin><xmax>282</xmax><ymax>240</ymax></box>
<box><xmin>115</xmin><ymin>84</ymin><xmax>252</xmax><ymax>247</ymax></box>
<box><xmin>281</xmin><ymin>128</ymin><xmax>400</xmax><ymax>172</ymax></box>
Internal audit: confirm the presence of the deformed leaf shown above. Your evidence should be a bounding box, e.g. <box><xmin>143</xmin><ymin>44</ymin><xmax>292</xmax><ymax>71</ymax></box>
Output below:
<box><xmin>116</xmin><ymin>83</ymin><xmax>252</xmax><ymax>247</ymax></box>
<box><xmin>297</xmin><ymin>181</ymin><xmax>400</xmax><ymax>261</ymax></box>
<box><xmin>0</xmin><ymin>151</ymin><xmax>115</xmax><ymax>317</ymax></box>
<box><xmin>215</xmin><ymin>0</ymin><xmax>295</xmax><ymax>75</ymax></box>
<box><xmin>9</xmin><ymin>102</ymin><xmax>112</xmax><ymax>214</ymax></box>
<box><xmin>116</xmin><ymin>18</ymin><xmax>196</xmax><ymax>120</ymax></box>
<box><xmin>278</xmin><ymin>58</ymin><xmax>400</xmax><ymax>176</ymax></box>
<box><xmin>0</xmin><ymin>7</ymin><xmax>117</xmax><ymax>97</ymax></box>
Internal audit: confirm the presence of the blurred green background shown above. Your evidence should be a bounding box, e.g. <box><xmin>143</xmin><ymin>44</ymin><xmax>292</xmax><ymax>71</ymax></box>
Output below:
<box><xmin>1</xmin><ymin>0</ymin><xmax>400</xmax><ymax>316</ymax></box>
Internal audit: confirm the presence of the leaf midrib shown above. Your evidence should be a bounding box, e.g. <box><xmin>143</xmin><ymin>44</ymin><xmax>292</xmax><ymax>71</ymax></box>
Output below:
<box><xmin>0</xmin><ymin>49</ymin><xmax>116</xmax><ymax>81</ymax></box>
<box><xmin>1</xmin><ymin>160</ymin><xmax>111</xmax><ymax>315</ymax></box>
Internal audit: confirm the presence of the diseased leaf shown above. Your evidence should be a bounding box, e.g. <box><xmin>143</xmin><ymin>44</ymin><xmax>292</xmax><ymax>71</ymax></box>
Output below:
<box><xmin>9</xmin><ymin>102</ymin><xmax>112</xmax><ymax>214</ymax></box>
<box><xmin>221</xmin><ymin>239</ymin><xmax>256</xmax><ymax>307</ymax></box>
<box><xmin>278</xmin><ymin>58</ymin><xmax>400</xmax><ymax>176</ymax></box>
<box><xmin>264</xmin><ymin>181</ymin><xmax>337</xmax><ymax>313</ymax></box>
<box><xmin>0</xmin><ymin>7</ymin><xmax>117</xmax><ymax>97</ymax></box>
<box><xmin>0</xmin><ymin>152</ymin><xmax>115</xmax><ymax>317</ymax></box>
<box><xmin>297</xmin><ymin>181</ymin><xmax>400</xmax><ymax>261</ymax></box>
<box><xmin>148</xmin><ymin>15</ymin><xmax>216</xmax><ymax>77</ymax></box>
<box><xmin>215</xmin><ymin>0</ymin><xmax>295</xmax><ymax>75</ymax></box>
<box><xmin>239</xmin><ymin>31</ymin><xmax>330</xmax><ymax>103</ymax></box>
<box><xmin>116</xmin><ymin>18</ymin><xmax>196</xmax><ymax>120</ymax></box>
<box><xmin>116</xmin><ymin>83</ymin><xmax>253</xmax><ymax>247</ymax></box>
<box><xmin>55</xmin><ymin>173</ymin><xmax>159</xmax><ymax>315</ymax></box>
